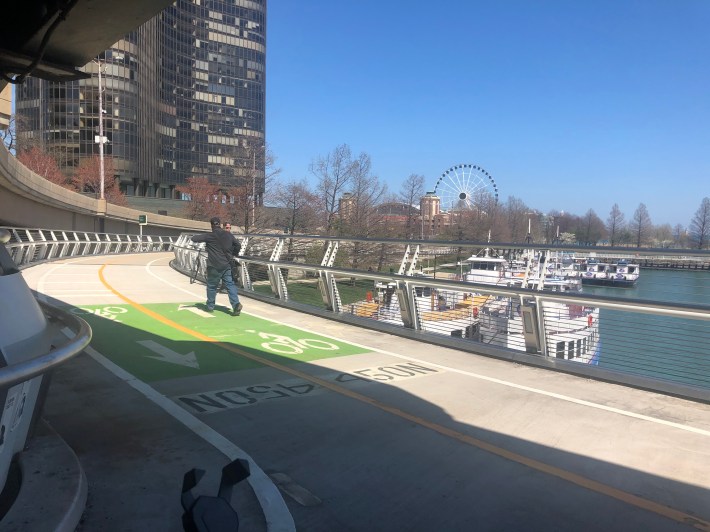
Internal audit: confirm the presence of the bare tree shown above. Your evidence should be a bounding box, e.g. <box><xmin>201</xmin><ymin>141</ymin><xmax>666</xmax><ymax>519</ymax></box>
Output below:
<box><xmin>556</xmin><ymin>211</ymin><xmax>577</xmax><ymax>237</ymax></box>
<box><xmin>689</xmin><ymin>197</ymin><xmax>710</xmax><ymax>249</ymax></box>
<box><xmin>222</xmin><ymin>183</ymin><xmax>250</xmax><ymax>232</ymax></box>
<box><xmin>630</xmin><ymin>203</ymin><xmax>653</xmax><ymax>248</ymax></box>
<box><xmin>343</xmin><ymin>152</ymin><xmax>387</xmax><ymax>236</ymax></box>
<box><xmin>309</xmin><ymin>144</ymin><xmax>354</xmax><ymax>234</ymax></box>
<box><xmin>483</xmin><ymin>199</ymin><xmax>505</xmax><ymax>242</ymax></box>
<box><xmin>673</xmin><ymin>224</ymin><xmax>686</xmax><ymax>248</ymax></box>
<box><xmin>1</xmin><ymin>114</ymin><xmax>19</xmax><ymax>153</ymax></box>
<box><xmin>340</xmin><ymin>152</ymin><xmax>388</xmax><ymax>269</ymax></box>
<box><xmin>221</xmin><ymin>143</ymin><xmax>281</xmax><ymax>233</ymax></box>
<box><xmin>580</xmin><ymin>209</ymin><xmax>606</xmax><ymax>245</ymax></box>
<box><xmin>272</xmin><ymin>178</ymin><xmax>320</xmax><ymax>236</ymax></box>
<box><xmin>399</xmin><ymin>173</ymin><xmax>425</xmax><ymax>238</ymax></box>
<box><xmin>17</xmin><ymin>146</ymin><xmax>68</xmax><ymax>186</ymax></box>
<box><xmin>504</xmin><ymin>197</ymin><xmax>530</xmax><ymax>243</ymax></box>
<box><xmin>653</xmin><ymin>224</ymin><xmax>673</xmax><ymax>248</ymax></box>
<box><xmin>175</xmin><ymin>177</ymin><xmax>222</xmax><ymax>221</ymax></box>
<box><xmin>71</xmin><ymin>155</ymin><xmax>127</xmax><ymax>206</ymax></box>
<box><xmin>606</xmin><ymin>204</ymin><xmax>625</xmax><ymax>246</ymax></box>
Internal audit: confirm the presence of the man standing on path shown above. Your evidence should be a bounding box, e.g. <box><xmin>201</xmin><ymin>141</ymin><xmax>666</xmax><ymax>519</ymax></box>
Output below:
<box><xmin>191</xmin><ymin>217</ymin><xmax>243</xmax><ymax>315</ymax></box>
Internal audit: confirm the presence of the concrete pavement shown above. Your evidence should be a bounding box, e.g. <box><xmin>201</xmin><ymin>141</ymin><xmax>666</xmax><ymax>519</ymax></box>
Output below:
<box><xmin>5</xmin><ymin>252</ymin><xmax>710</xmax><ymax>531</ymax></box>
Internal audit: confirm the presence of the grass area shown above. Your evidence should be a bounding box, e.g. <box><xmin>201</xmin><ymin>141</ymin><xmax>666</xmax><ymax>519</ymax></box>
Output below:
<box><xmin>286</xmin><ymin>280</ymin><xmax>322</xmax><ymax>306</ymax></box>
<box><xmin>252</xmin><ymin>284</ymin><xmax>273</xmax><ymax>296</ymax></box>
<box><xmin>335</xmin><ymin>278</ymin><xmax>375</xmax><ymax>305</ymax></box>
<box><xmin>249</xmin><ymin>277</ymin><xmax>375</xmax><ymax>308</ymax></box>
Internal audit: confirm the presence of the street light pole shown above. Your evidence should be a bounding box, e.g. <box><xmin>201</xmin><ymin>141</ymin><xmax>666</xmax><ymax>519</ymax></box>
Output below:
<box><xmin>250</xmin><ymin>144</ymin><xmax>265</xmax><ymax>229</ymax></box>
<box><xmin>97</xmin><ymin>59</ymin><xmax>105</xmax><ymax>201</ymax></box>
<box><xmin>251</xmin><ymin>148</ymin><xmax>256</xmax><ymax>228</ymax></box>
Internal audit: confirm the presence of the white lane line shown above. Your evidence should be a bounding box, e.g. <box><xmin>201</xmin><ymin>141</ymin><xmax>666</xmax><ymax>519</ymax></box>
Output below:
<box><xmin>144</xmin><ymin>255</ymin><xmax>710</xmax><ymax>438</ymax></box>
<box><xmin>62</xmin><ymin>328</ymin><xmax>295</xmax><ymax>532</ymax></box>
<box><xmin>34</xmin><ymin>256</ymin><xmax>112</xmax><ymax>302</ymax></box>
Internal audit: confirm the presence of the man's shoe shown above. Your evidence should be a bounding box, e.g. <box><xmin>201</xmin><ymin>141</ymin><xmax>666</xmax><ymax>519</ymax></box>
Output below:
<box><xmin>205</xmin><ymin>306</ymin><xmax>214</xmax><ymax>313</ymax></box>
<box><xmin>232</xmin><ymin>303</ymin><xmax>243</xmax><ymax>316</ymax></box>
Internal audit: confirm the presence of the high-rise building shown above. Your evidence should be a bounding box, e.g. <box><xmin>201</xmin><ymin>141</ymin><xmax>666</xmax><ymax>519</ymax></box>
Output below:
<box><xmin>15</xmin><ymin>0</ymin><xmax>266</xmax><ymax>203</ymax></box>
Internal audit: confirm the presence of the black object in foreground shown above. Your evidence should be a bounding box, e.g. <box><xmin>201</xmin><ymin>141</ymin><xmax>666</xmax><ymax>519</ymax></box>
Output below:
<box><xmin>181</xmin><ymin>458</ymin><xmax>251</xmax><ymax>532</ymax></box>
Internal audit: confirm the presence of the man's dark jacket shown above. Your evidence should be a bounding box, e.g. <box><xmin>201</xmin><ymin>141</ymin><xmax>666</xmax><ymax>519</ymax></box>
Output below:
<box><xmin>191</xmin><ymin>228</ymin><xmax>241</xmax><ymax>271</ymax></box>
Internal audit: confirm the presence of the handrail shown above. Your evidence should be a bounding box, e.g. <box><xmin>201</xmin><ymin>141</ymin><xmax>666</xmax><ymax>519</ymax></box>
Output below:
<box><xmin>172</xmin><ymin>236</ymin><xmax>710</xmax><ymax>402</ymax></box>
<box><xmin>0</xmin><ymin>301</ymin><xmax>92</xmax><ymax>388</ymax></box>
<box><xmin>224</xmin><ymin>232</ymin><xmax>710</xmax><ymax>260</ymax></box>
<box><xmin>0</xmin><ymin>226</ymin><xmax>172</xmax><ymax>386</ymax></box>
<box><xmin>0</xmin><ymin>226</ymin><xmax>177</xmax><ymax>268</ymax></box>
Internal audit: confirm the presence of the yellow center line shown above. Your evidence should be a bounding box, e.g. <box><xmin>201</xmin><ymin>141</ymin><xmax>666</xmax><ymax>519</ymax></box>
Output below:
<box><xmin>98</xmin><ymin>265</ymin><xmax>710</xmax><ymax>531</ymax></box>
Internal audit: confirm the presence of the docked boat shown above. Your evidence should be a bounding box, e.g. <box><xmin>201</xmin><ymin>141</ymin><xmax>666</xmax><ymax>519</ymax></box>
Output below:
<box><xmin>544</xmin><ymin>254</ymin><xmax>582</xmax><ymax>280</ymax></box>
<box><xmin>459</xmin><ymin>250</ymin><xmax>599</xmax><ymax>363</ymax></box>
<box><xmin>360</xmin><ymin>249</ymin><xmax>601</xmax><ymax>365</ymax></box>
<box><xmin>464</xmin><ymin>250</ymin><xmax>583</xmax><ymax>293</ymax></box>
<box><xmin>582</xmin><ymin>259</ymin><xmax>639</xmax><ymax>287</ymax></box>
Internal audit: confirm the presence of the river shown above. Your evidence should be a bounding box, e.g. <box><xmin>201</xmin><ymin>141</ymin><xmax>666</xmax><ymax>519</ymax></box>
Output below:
<box><xmin>584</xmin><ymin>269</ymin><xmax>710</xmax><ymax>389</ymax></box>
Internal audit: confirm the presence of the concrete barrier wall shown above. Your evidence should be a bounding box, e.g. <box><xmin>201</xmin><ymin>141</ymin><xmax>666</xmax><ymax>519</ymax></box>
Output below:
<box><xmin>0</xmin><ymin>144</ymin><xmax>209</xmax><ymax>236</ymax></box>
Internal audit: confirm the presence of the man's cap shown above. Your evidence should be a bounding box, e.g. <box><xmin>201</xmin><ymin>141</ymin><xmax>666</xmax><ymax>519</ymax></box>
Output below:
<box><xmin>210</xmin><ymin>217</ymin><xmax>221</xmax><ymax>227</ymax></box>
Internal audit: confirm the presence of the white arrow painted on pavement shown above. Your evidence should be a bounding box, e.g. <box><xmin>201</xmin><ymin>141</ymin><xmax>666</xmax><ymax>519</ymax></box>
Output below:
<box><xmin>178</xmin><ymin>304</ymin><xmax>215</xmax><ymax>318</ymax></box>
<box><xmin>137</xmin><ymin>340</ymin><xmax>200</xmax><ymax>369</ymax></box>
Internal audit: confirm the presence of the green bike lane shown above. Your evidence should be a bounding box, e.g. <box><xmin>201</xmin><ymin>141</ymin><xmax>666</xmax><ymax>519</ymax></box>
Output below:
<box><xmin>69</xmin><ymin>300</ymin><xmax>446</xmax><ymax>420</ymax></box>
<box><xmin>73</xmin><ymin>302</ymin><xmax>369</xmax><ymax>383</ymax></box>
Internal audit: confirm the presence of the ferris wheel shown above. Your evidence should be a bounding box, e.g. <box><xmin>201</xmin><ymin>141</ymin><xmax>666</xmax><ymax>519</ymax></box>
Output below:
<box><xmin>433</xmin><ymin>164</ymin><xmax>499</xmax><ymax>212</ymax></box>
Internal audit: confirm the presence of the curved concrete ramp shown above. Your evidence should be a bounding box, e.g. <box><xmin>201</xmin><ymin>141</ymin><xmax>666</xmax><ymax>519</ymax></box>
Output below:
<box><xmin>14</xmin><ymin>252</ymin><xmax>710</xmax><ymax>531</ymax></box>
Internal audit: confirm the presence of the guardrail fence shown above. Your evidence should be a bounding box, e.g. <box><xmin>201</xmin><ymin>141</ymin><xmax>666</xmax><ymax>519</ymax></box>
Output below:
<box><xmin>174</xmin><ymin>233</ymin><xmax>710</xmax><ymax>402</ymax></box>
<box><xmin>0</xmin><ymin>227</ymin><xmax>175</xmax><ymax>267</ymax></box>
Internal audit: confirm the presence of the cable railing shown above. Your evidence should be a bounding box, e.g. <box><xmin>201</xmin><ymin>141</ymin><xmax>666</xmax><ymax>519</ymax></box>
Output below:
<box><xmin>173</xmin><ymin>233</ymin><xmax>710</xmax><ymax>402</ymax></box>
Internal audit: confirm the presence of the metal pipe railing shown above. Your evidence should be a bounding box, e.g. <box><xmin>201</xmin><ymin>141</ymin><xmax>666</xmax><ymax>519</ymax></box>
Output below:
<box><xmin>0</xmin><ymin>301</ymin><xmax>92</xmax><ymax>388</ymax></box>
<box><xmin>0</xmin><ymin>227</ymin><xmax>176</xmax><ymax>268</ymax></box>
<box><xmin>172</xmin><ymin>236</ymin><xmax>710</xmax><ymax>402</ymax></box>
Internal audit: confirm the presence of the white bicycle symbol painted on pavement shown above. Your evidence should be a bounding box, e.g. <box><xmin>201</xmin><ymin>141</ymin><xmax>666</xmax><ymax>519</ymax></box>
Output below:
<box><xmin>255</xmin><ymin>332</ymin><xmax>339</xmax><ymax>355</ymax></box>
<box><xmin>70</xmin><ymin>306</ymin><xmax>128</xmax><ymax>321</ymax></box>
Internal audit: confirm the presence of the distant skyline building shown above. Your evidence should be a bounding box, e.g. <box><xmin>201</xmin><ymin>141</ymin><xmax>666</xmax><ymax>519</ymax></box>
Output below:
<box><xmin>15</xmin><ymin>0</ymin><xmax>266</xmax><ymax>203</ymax></box>
<box><xmin>420</xmin><ymin>191</ymin><xmax>441</xmax><ymax>237</ymax></box>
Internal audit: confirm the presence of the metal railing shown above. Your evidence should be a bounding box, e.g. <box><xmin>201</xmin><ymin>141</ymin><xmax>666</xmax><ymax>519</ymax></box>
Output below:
<box><xmin>0</xmin><ymin>226</ymin><xmax>176</xmax><ymax>268</ymax></box>
<box><xmin>173</xmin><ymin>233</ymin><xmax>710</xmax><ymax>402</ymax></box>
<box><xmin>0</xmin><ymin>225</ymin><xmax>174</xmax><ymax>392</ymax></box>
<box><xmin>0</xmin><ymin>301</ymin><xmax>92</xmax><ymax>388</ymax></box>
<box><xmin>0</xmin><ymin>231</ymin><xmax>94</xmax><ymax>520</ymax></box>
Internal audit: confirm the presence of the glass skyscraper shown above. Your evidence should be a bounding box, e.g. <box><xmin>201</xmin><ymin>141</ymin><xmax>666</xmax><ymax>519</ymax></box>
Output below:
<box><xmin>15</xmin><ymin>0</ymin><xmax>266</xmax><ymax>203</ymax></box>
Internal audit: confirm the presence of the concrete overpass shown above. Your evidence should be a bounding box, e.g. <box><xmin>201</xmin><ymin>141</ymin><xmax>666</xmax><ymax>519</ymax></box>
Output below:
<box><xmin>1</xmin><ymin>0</ymin><xmax>175</xmax><ymax>83</ymax></box>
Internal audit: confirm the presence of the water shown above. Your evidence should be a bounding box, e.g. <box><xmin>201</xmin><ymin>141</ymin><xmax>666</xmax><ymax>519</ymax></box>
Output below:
<box><xmin>583</xmin><ymin>269</ymin><xmax>710</xmax><ymax>389</ymax></box>
<box><xmin>584</xmin><ymin>268</ymin><xmax>710</xmax><ymax>305</ymax></box>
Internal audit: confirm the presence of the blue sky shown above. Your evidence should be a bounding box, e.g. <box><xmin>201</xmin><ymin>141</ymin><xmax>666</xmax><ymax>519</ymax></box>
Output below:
<box><xmin>266</xmin><ymin>1</ymin><xmax>710</xmax><ymax>227</ymax></box>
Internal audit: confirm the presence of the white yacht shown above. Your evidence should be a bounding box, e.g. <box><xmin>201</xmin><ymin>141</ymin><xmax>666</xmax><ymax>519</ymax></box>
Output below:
<box><xmin>582</xmin><ymin>259</ymin><xmax>639</xmax><ymax>287</ymax></box>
